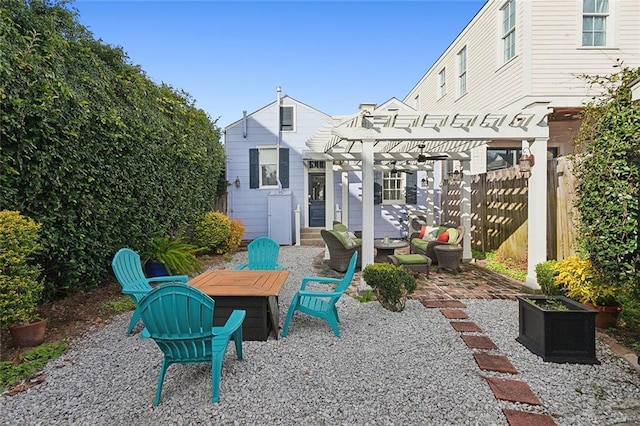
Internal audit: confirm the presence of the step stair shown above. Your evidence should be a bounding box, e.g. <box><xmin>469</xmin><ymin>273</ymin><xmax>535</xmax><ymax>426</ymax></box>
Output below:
<box><xmin>299</xmin><ymin>228</ymin><xmax>325</xmax><ymax>247</ymax></box>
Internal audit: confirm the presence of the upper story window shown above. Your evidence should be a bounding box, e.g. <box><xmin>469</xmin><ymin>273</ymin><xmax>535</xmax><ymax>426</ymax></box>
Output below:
<box><xmin>457</xmin><ymin>47</ymin><xmax>467</xmax><ymax>97</ymax></box>
<box><xmin>582</xmin><ymin>0</ymin><xmax>609</xmax><ymax>46</ymax></box>
<box><xmin>501</xmin><ymin>0</ymin><xmax>516</xmax><ymax>62</ymax></box>
<box><xmin>280</xmin><ymin>106</ymin><xmax>294</xmax><ymax>131</ymax></box>
<box><xmin>382</xmin><ymin>171</ymin><xmax>405</xmax><ymax>203</ymax></box>
<box><xmin>438</xmin><ymin>68</ymin><xmax>447</xmax><ymax>98</ymax></box>
<box><xmin>414</xmin><ymin>95</ymin><xmax>420</xmax><ymax>110</ymax></box>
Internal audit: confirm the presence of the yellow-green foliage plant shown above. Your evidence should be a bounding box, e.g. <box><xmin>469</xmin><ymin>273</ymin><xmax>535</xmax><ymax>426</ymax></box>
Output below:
<box><xmin>553</xmin><ymin>256</ymin><xmax>617</xmax><ymax>306</ymax></box>
<box><xmin>0</xmin><ymin>211</ymin><xmax>44</xmax><ymax>327</ymax></box>
<box><xmin>193</xmin><ymin>211</ymin><xmax>232</xmax><ymax>254</ymax></box>
<box><xmin>227</xmin><ymin>219</ymin><xmax>245</xmax><ymax>252</ymax></box>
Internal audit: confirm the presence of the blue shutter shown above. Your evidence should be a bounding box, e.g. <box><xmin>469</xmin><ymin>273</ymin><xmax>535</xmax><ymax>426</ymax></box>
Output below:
<box><xmin>405</xmin><ymin>172</ymin><xmax>417</xmax><ymax>205</ymax></box>
<box><xmin>249</xmin><ymin>149</ymin><xmax>259</xmax><ymax>188</ymax></box>
<box><xmin>279</xmin><ymin>148</ymin><xmax>289</xmax><ymax>188</ymax></box>
<box><xmin>374</xmin><ymin>171</ymin><xmax>383</xmax><ymax>204</ymax></box>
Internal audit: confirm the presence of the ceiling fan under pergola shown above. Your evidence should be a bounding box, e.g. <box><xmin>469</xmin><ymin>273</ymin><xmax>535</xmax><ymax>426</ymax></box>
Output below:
<box><xmin>415</xmin><ymin>144</ymin><xmax>448</xmax><ymax>163</ymax></box>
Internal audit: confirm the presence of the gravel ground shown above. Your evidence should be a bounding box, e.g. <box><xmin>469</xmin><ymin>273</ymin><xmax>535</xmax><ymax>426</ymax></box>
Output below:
<box><xmin>2</xmin><ymin>246</ymin><xmax>640</xmax><ymax>425</ymax></box>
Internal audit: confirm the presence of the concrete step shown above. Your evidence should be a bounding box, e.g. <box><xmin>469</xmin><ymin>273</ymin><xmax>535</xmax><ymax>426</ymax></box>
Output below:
<box><xmin>299</xmin><ymin>228</ymin><xmax>325</xmax><ymax>247</ymax></box>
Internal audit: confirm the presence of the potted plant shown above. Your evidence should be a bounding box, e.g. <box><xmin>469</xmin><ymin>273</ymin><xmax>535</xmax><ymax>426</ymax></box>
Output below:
<box><xmin>142</xmin><ymin>235</ymin><xmax>203</xmax><ymax>277</ymax></box>
<box><xmin>515</xmin><ymin>294</ymin><xmax>599</xmax><ymax>364</ymax></box>
<box><xmin>362</xmin><ymin>263</ymin><xmax>417</xmax><ymax>312</ymax></box>
<box><xmin>553</xmin><ymin>256</ymin><xmax>621</xmax><ymax>328</ymax></box>
<box><xmin>0</xmin><ymin>211</ymin><xmax>47</xmax><ymax>347</ymax></box>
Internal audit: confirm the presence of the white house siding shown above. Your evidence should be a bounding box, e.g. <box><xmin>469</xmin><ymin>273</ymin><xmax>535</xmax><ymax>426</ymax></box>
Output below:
<box><xmin>529</xmin><ymin>0</ymin><xmax>640</xmax><ymax>101</ymax></box>
<box><xmin>225</xmin><ymin>96</ymin><xmax>329</xmax><ymax>242</ymax></box>
<box><xmin>405</xmin><ymin>0</ymin><xmax>640</xmax><ymax>112</ymax></box>
<box><xmin>405</xmin><ymin>0</ymin><xmax>527</xmax><ymax>111</ymax></box>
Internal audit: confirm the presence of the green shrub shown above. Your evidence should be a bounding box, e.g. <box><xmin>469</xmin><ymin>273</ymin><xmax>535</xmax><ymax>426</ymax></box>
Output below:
<box><xmin>362</xmin><ymin>263</ymin><xmax>416</xmax><ymax>312</ymax></box>
<box><xmin>535</xmin><ymin>260</ymin><xmax>564</xmax><ymax>296</ymax></box>
<box><xmin>193</xmin><ymin>212</ymin><xmax>232</xmax><ymax>254</ymax></box>
<box><xmin>0</xmin><ymin>211</ymin><xmax>44</xmax><ymax>327</ymax></box>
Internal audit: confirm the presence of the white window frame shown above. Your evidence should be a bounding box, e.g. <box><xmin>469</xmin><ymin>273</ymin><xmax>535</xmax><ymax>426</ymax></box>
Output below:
<box><xmin>501</xmin><ymin>0</ymin><xmax>516</xmax><ymax>63</ymax></box>
<box><xmin>582</xmin><ymin>0</ymin><xmax>609</xmax><ymax>47</ymax></box>
<box><xmin>258</xmin><ymin>147</ymin><xmax>279</xmax><ymax>188</ymax></box>
<box><xmin>280</xmin><ymin>105</ymin><xmax>295</xmax><ymax>132</ymax></box>
<box><xmin>457</xmin><ymin>47</ymin><xmax>467</xmax><ymax>97</ymax></box>
<box><xmin>382</xmin><ymin>171</ymin><xmax>405</xmax><ymax>204</ymax></box>
<box><xmin>438</xmin><ymin>68</ymin><xmax>446</xmax><ymax>98</ymax></box>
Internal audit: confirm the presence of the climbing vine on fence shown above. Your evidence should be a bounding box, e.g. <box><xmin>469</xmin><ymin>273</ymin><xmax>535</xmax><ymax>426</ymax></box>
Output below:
<box><xmin>573</xmin><ymin>62</ymin><xmax>640</xmax><ymax>296</ymax></box>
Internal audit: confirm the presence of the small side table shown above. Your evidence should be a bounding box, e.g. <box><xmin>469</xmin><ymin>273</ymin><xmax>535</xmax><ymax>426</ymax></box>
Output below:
<box><xmin>434</xmin><ymin>245</ymin><xmax>463</xmax><ymax>274</ymax></box>
<box><xmin>373</xmin><ymin>239</ymin><xmax>409</xmax><ymax>263</ymax></box>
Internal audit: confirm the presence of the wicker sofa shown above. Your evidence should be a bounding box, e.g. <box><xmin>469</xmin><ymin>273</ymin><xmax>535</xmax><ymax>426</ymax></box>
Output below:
<box><xmin>321</xmin><ymin>229</ymin><xmax>362</xmax><ymax>273</ymax></box>
<box><xmin>409</xmin><ymin>224</ymin><xmax>464</xmax><ymax>265</ymax></box>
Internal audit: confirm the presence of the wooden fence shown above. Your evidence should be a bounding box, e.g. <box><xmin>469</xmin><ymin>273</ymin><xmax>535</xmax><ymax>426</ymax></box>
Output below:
<box><xmin>441</xmin><ymin>157</ymin><xmax>577</xmax><ymax>261</ymax></box>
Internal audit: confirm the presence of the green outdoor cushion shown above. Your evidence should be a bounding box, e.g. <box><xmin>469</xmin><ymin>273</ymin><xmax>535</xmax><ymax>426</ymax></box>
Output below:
<box><xmin>411</xmin><ymin>238</ymin><xmax>429</xmax><ymax>251</ymax></box>
<box><xmin>330</xmin><ymin>230</ymin><xmax>356</xmax><ymax>248</ymax></box>
<box><xmin>394</xmin><ymin>254</ymin><xmax>428</xmax><ymax>265</ymax></box>
<box><xmin>333</xmin><ymin>223</ymin><xmax>348</xmax><ymax>233</ymax></box>
<box><xmin>435</xmin><ymin>226</ymin><xmax>448</xmax><ymax>237</ymax></box>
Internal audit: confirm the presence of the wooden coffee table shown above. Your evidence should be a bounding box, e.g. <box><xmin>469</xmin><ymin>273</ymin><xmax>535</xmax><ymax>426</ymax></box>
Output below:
<box><xmin>189</xmin><ymin>269</ymin><xmax>290</xmax><ymax>341</ymax></box>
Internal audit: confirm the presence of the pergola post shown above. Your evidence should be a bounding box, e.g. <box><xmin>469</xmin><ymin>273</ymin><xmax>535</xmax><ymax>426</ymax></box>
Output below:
<box><xmin>525</xmin><ymin>138</ymin><xmax>548</xmax><ymax>289</ymax></box>
<box><xmin>323</xmin><ymin>159</ymin><xmax>335</xmax><ymax>260</ymax></box>
<box><xmin>426</xmin><ymin>170</ymin><xmax>435</xmax><ymax>226</ymax></box>
<box><xmin>460</xmin><ymin>160</ymin><xmax>472</xmax><ymax>261</ymax></box>
<box><xmin>341</xmin><ymin>171</ymin><xmax>349</xmax><ymax>227</ymax></box>
<box><xmin>360</xmin><ymin>140</ymin><xmax>375</xmax><ymax>290</ymax></box>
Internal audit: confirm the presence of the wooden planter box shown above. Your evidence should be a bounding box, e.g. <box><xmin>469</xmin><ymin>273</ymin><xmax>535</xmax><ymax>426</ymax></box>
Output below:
<box><xmin>516</xmin><ymin>295</ymin><xmax>600</xmax><ymax>365</ymax></box>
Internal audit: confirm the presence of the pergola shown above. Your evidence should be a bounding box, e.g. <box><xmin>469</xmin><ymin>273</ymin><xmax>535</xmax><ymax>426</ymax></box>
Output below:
<box><xmin>305</xmin><ymin>102</ymin><xmax>551</xmax><ymax>289</ymax></box>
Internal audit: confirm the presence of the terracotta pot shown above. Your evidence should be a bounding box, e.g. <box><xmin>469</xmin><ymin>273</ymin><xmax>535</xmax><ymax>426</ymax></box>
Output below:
<box><xmin>585</xmin><ymin>303</ymin><xmax>621</xmax><ymax>329</ymax></box>
<box><xmin>9</xmin><ymin>318</ymin><xmax>48</xmax><ymax>347</ymax></box>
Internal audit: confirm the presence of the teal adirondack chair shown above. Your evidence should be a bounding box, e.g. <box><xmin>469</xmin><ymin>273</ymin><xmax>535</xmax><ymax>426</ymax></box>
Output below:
<box><xmin>111</xmin><ymin>248</ymin><xmax>189</xmax><ymax>335</ymax></box>
<box><xmin>233</xmin><ymin>236</ymin><xmax>284</xmax><ymax>270</ymax></box>
<box><xmin>136</xmin><ymin>283</ymin><xmax>246</xmax><ymax>405</ymax></box>
<box><xmin>281</xmin><ymin>252</ymin><xmax>357</xmax><ymax>338</ymax></box>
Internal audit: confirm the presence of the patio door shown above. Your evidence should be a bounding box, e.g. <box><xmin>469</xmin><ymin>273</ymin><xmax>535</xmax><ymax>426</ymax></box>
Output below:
<box><xmin>308</xmin><ymin>173</ymin><xmax>325</xmax><ymax>227</ymax></box>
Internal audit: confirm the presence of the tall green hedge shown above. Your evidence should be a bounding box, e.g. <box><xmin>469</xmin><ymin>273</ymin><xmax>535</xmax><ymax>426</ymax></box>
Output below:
<box><xmin>0</xmin><ymin>1</ymin><xmax>224</xmax><ymax>298</ymax></box>
<box><xmin>574</xmin><ymin>63</ymin><xmax>640</xmax><ymax>289</ymax></box>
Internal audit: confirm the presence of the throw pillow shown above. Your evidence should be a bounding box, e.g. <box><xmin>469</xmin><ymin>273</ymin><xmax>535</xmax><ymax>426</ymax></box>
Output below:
<box><xmin>437</xmin><ymin>232</ymin><xmax>449</xmax><ymax>242</ymax></box>
<box><xmin>446</xmin><ymin>227</ymin><xmax>459</xmax><ymax>244</ymax></box>
<box><xmin>339</xmin><ymin>231</ymin><xmax>356</xmax><ymax>248</ymax></box>
<box><xmin>422</xmin><ymin>226</ymin><xmax>439</xmax><ymax>242</ymax></box>
<box><xmin>418</xmin><ymin>225</ymin><xmax>426</xmax><ymax>239</ymax></box>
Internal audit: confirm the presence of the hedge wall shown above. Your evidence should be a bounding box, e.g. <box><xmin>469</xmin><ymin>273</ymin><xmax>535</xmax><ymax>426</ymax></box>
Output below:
<box><xmin>1</xmin><ymin>1</ymin><xmax>225</xmax><ymax>298</ymax></box>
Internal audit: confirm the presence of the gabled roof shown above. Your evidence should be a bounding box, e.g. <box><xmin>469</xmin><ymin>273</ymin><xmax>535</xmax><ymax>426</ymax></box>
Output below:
<box><xmin>225</xmin><ymin>95</ymin><xmax>330</xmax><ymax>130</ymax></box>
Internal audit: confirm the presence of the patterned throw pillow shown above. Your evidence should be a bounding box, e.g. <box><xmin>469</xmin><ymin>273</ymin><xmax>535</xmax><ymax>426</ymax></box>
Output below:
<box><xmin>422</xmin><ymin>226</ymin><xmax>439</xmax><ymax>242</ymax></box>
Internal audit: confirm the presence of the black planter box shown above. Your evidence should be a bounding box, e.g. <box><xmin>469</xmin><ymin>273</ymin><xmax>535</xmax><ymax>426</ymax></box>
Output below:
<box><xmin>516</xmin><ymin>295</ymin><xmax>600</xmax><ymax>364</ymax></box>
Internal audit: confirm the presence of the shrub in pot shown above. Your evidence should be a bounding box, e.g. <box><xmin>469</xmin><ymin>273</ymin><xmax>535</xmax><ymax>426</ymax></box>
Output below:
<box><xmin>142</xmin><ymin>235</ymin><xmax>203</xmax><ymax>276</ymax></box>
<box><xmin>535</xmin><ymin>260</ymin><xmax>565</xmax><ymax>296</ymax></box>
<box><xmin>0</xmin><ymin>211</ymin><xmax>47</xmax><ymax>346</ymax></box>
<box><xmin>362</xmin><ymin>263</ymin><xmax>417</xmax><ymax>312</ymax></box>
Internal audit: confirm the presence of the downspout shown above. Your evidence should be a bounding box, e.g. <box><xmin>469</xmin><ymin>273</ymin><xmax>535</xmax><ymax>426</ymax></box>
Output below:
<box><xmin>276</xmin><ymin>86</ymin><xmax>281</xmax><ymax>189</ymax></box>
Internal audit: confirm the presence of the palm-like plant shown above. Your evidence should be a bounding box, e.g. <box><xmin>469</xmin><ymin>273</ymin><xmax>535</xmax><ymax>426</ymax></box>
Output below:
<box><xmin>142</xmin><ymin>236</ymin><xmax>203</xmax><ymax>275</ymax></box>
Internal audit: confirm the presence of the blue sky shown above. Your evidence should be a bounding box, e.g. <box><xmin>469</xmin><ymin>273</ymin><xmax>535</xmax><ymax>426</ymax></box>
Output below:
<box><xmin>70</xmin><ymin>1</ymin><xmax>485</xmax><ymax>130</ymax></box>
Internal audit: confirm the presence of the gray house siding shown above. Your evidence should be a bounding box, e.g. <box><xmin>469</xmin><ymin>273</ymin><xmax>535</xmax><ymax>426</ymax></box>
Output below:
<box><xmin>225</xmin><ymin>96</ymin><xmax>329</xmax><ymax>242</ymax></box>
